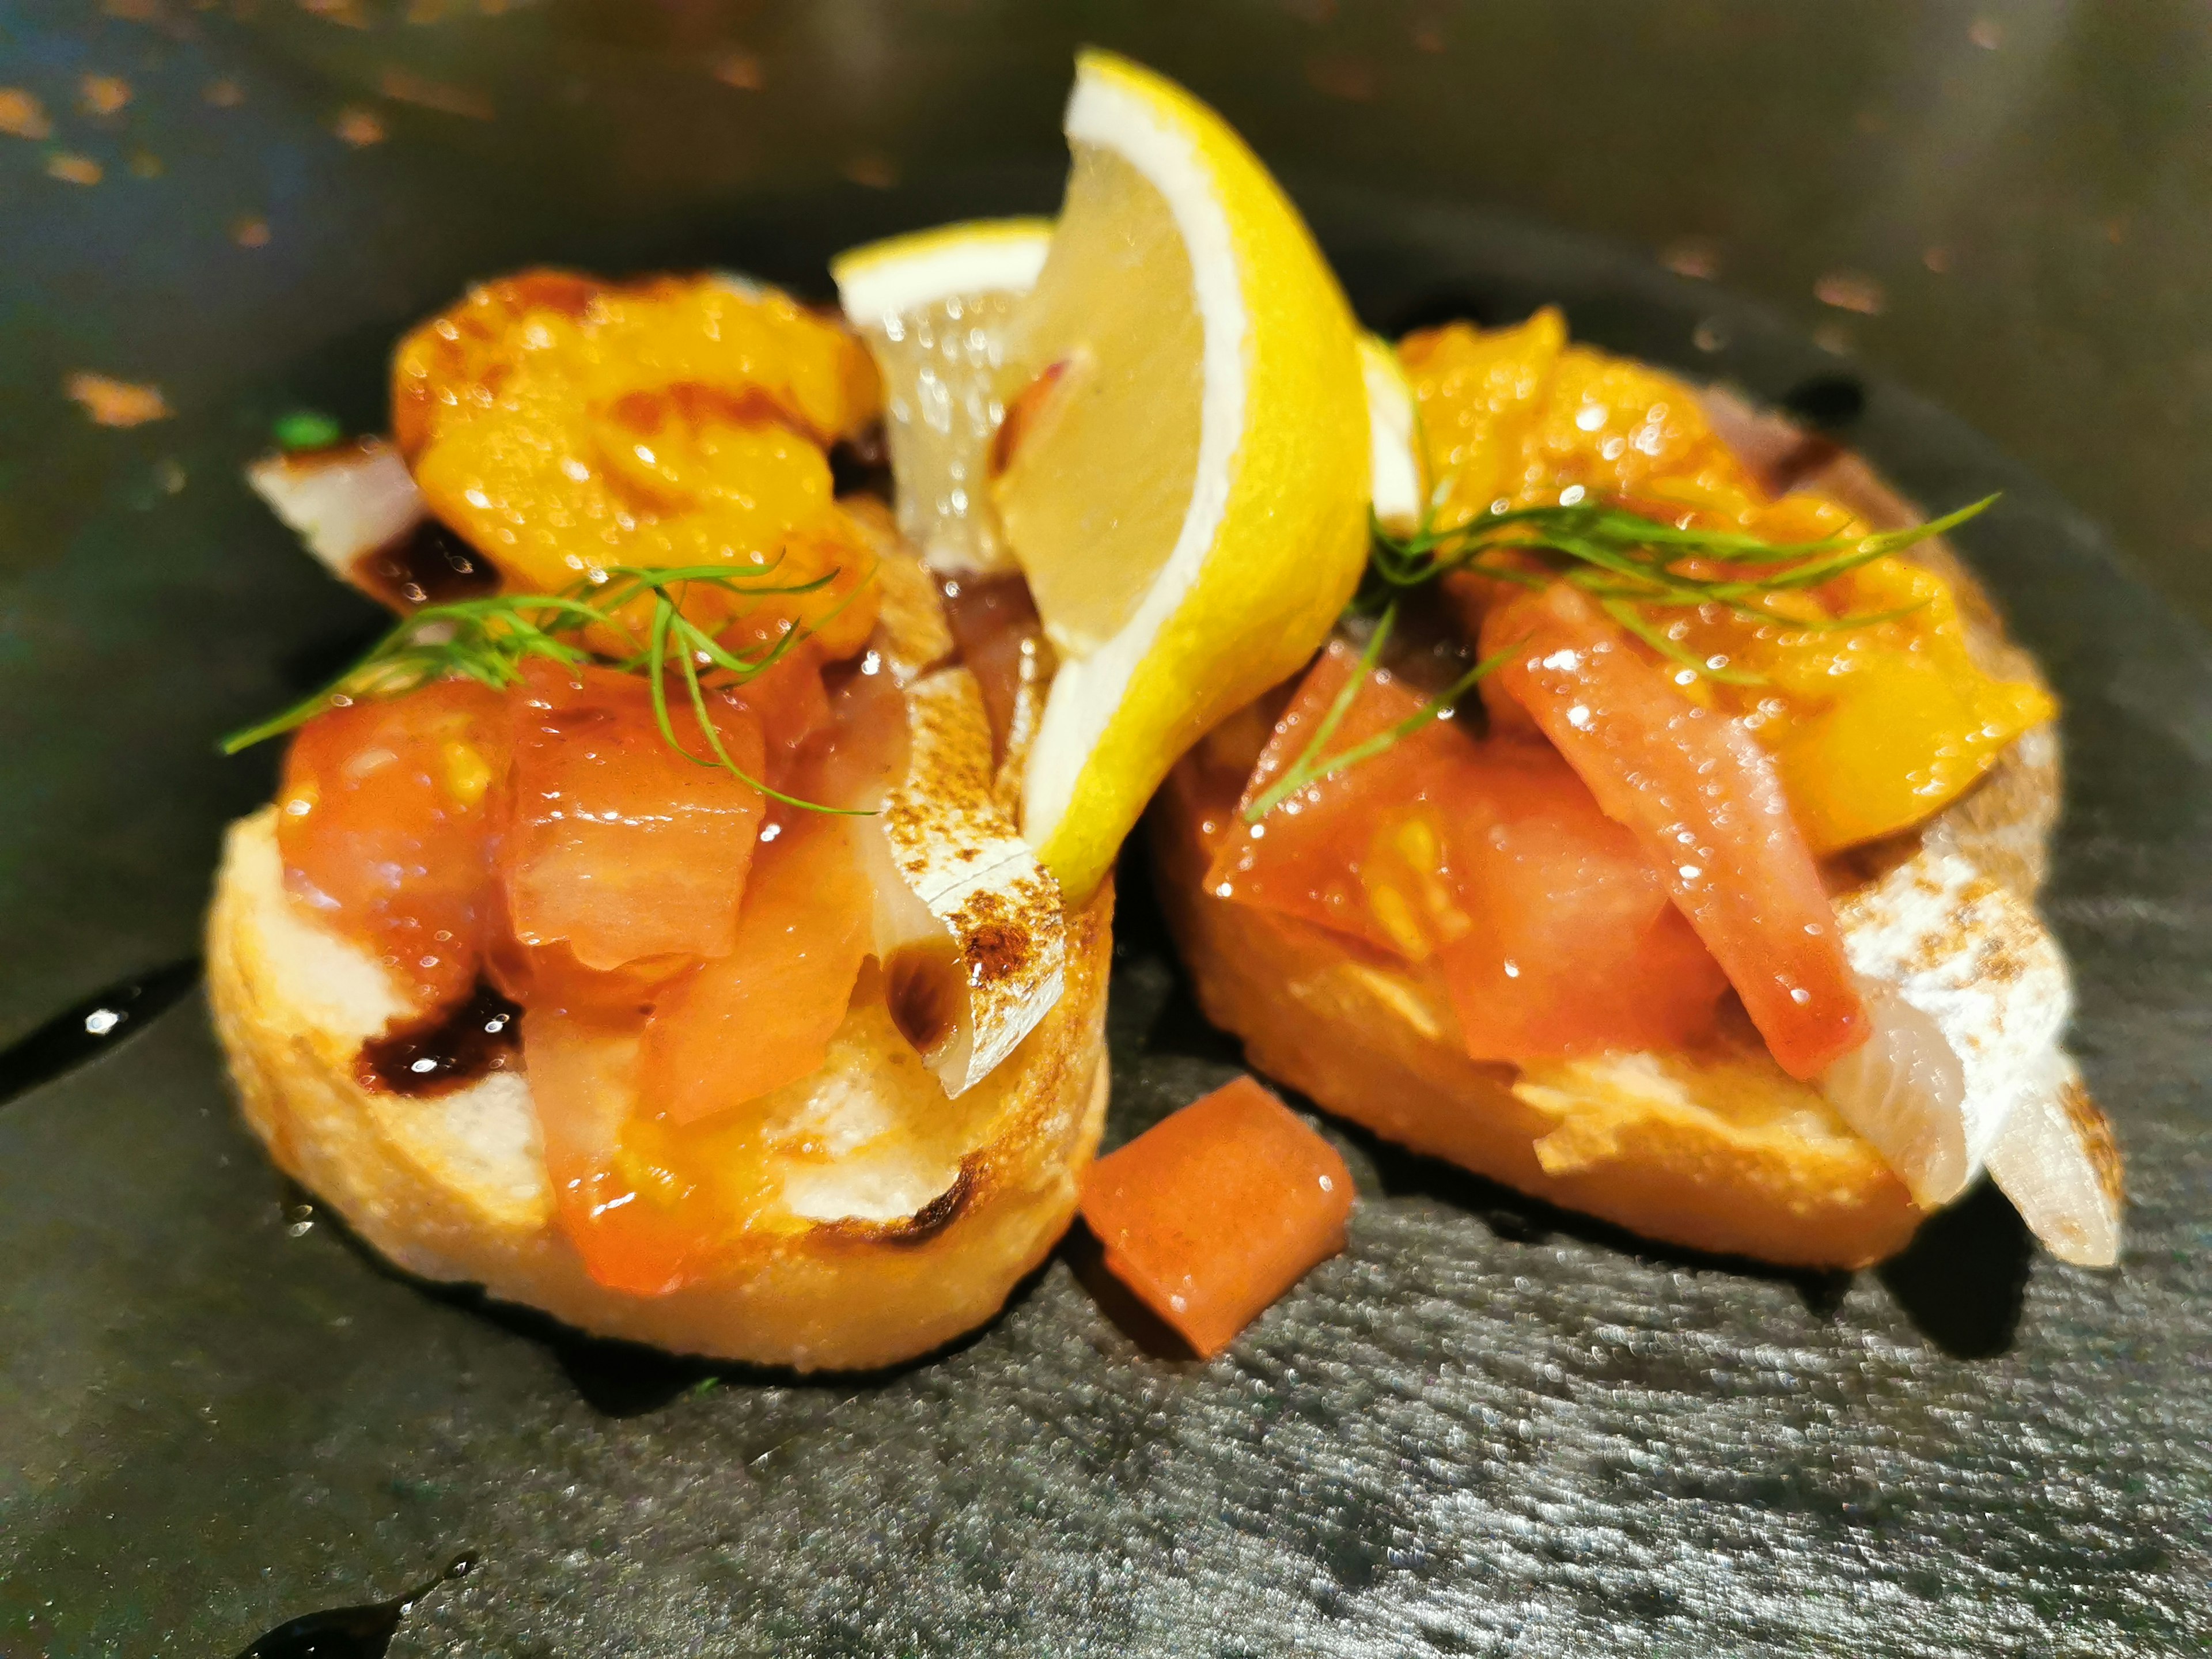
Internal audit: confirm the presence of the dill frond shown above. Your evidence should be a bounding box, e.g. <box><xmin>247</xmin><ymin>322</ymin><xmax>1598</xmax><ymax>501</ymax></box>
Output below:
<box><xmin>222</xmin><ymin>560</ymin><xmax>874</xmax><ymax>814</ymax></box>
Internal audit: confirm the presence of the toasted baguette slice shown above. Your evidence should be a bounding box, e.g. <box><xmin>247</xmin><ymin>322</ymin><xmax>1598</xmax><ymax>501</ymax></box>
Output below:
<box><xmin>1152</xmin><ymin>410</ymin><xmax>2117</xmax><ymax>1271</ymax></box>
<box><xmin>209</xmin><ymin>807</ymin><xmax>1112</xmax><ymax>1371</ymax></box>
<box><xmin>1153</xmin><ymin>768</ymin><xmax>1916</xmax><ymax>1267</ymax></box>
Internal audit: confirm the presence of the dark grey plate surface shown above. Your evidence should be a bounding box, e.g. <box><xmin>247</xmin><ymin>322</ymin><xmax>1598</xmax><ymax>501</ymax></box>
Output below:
<box><xmin>4</xmin><ymin>6</ymin><xmax>2211</xmax><ymax>1656</ymax></box>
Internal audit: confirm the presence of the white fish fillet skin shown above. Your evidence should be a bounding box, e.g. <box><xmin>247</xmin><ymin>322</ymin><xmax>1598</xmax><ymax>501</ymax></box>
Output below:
<box><xmin>1823</xmin><ymin>849</ymin><xmax>2061</xmax><ymax>1203</ymax></box>
<box><xmin>865</xmin><ymin>665</ymin><xmax>1067</xmax><ymax>1096</ymax></box>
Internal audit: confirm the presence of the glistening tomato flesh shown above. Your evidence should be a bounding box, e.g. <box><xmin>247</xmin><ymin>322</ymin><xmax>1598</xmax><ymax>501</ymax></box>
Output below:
<box><xmin>518</xmin><ymin>660</ymin><xmax>910</xmax><ymax>1296</ymax></box>
<box><xmin>1080</xmin><ymin>1076</ymin><xmax>1354</xmax><ymax>1358</ymax></box>
<box><xmin>639</xmin><ymin>816</ymin><xmax>875</xmax><ymax>1127</ymax></box>
<box><xmin>1483</xmin><ymin>581</ymin><xmax>1865</xmax><ymax>1078</ymax></box>
<box><xmin>501</xmin><ymin>658</ymin><xmax>767</xmax><ymax>971</ymax></box>
<box><xmin>276</xmin><ymin>678</ymin><xmax>509</xmax><ymax>1012</ymax></box>
<box><xmin>1210</xmin><ymin>640</ymin><xmax>1730</xmax><ymax>1060</ymax></box>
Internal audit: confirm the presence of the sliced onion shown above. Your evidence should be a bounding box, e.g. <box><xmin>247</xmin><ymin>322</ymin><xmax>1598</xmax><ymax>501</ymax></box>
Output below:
<box><xmin>1986</xmin><ymin>1049</ymin><xmax>2124</xmax><ymax>1267</ymax></box>
<box><xmin>245</xmin><ymin>439</ymin><xmax>425</xmax><ymax>579</ymax></box>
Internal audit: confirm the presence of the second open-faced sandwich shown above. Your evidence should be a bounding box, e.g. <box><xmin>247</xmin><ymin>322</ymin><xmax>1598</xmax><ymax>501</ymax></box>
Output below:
<box><xmin>1151</xmin><ymin>307</ymin><xmax>2123</xmax><ymax>1271</ymax></box>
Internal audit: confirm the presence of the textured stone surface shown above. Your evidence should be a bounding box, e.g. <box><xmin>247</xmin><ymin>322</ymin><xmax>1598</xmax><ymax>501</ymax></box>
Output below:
<box><xmin>2</xmin><ymin>10</ymin><xmax>2210</xmax><ymax>1653</ymax></box>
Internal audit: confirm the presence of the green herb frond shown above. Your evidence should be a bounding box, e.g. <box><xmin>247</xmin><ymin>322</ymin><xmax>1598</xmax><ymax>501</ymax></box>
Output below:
<box><xmin>223</xmin><ymin>559</ymin><xmax>875</xmax><ymax>815</ymax></box>
<box><xmin>1240</xmin><ymin>604</ymin><xmax>1521</xmax><ymax>824</ymax></box>
<box><xmin>1361</xmin><ymin>492</ymin><xmax>1995</xmax><ymax>664</ymax></box>
<box><xmin>1240</xmin><ymin>488</ymin><xmax>1995</xmax><ymax>823</ymax></box>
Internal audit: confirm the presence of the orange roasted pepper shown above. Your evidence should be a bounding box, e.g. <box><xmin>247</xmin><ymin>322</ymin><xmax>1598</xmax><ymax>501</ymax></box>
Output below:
<box><xmin>1399</xmin><ymin>313</ymin><xmax>2054</xmax><ymax>853</ymax></box>
<box><xmin>392</xmin><ymin>270</ymin><xmax>885</xmax><ymax>658</ymax></box>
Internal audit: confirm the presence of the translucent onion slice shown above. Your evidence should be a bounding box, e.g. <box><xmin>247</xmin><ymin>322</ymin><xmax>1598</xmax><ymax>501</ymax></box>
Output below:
<box><xmin>1823</xmin><ymin>846</ymin><xmax>2070</xmax><ymax>1206</ymax></box>
<box><xmin>1985</xmin><ymin>1049</ymin><xmax>2124</xmax><ymax>1267</ymax></box>
<box><xmin>245</xmin><ymin>438</ymin><xmax>426</xmax><ymax>581</ymax></box>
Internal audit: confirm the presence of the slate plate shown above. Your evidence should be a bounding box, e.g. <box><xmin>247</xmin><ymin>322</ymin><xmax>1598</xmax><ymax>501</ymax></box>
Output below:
<box><xmin>3</xmin><ymin>159</ymin><xmax>2211</xmax><ymax>1659</ymax></box>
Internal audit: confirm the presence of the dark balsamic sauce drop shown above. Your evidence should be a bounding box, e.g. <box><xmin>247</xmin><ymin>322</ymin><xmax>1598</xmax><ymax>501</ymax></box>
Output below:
<box><xmin>233</xmin><ymin>1551</ymin><xmax>478</xmax><ymax>1659</ymax></box>
<box><xmin>357</xmin><ymin>981</ymin><xmax>521</xmax><ymax>1097</ymax></box>
<box><xmin>350</xmin><ymin>519</ymin><xmax>501</xmax><ymax>611</ymax></box>
<box><xmin>829</xmin><ymin>421</ymin><xmax>893</xmax><ymax>499</ymax></box>
<box><xmin>0</xmin><ymin>959</ymin><xmax>202</xmax><ymax>1109</ymax></box>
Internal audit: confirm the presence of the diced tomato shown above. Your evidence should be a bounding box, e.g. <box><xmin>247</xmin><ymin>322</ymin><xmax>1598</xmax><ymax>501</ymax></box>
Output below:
<box><xmin>1482</xmin><ymin>581</ymin><xmax>1865</xmax><ymax>1078</ymax></box>
<box><xmin>732</xmin><ymin>639</ymin><xmax>832</xmax><ymax>782</ymax></box>
<box><xmin>1426</xmin><ymin>748</ymin><xmax>1732</xmax><ymax>1059</ymax></box>
<box><xmin>517</xmin><ymin>666</ymin><xmax>899</xmax><ymax>1292</ymax></box>
<box><xmin>522</xmin><ymin>821</ymin><xmax>872</xmax><ymax>1294</ymax></box>
<box><xmin>522</xmin><ymin>988</ymin><xmax>724</xmax><ymax>1298</ymax></box>
<box><xmin>1207</xmin><ymin>639</ymin><xmax>1469</xmax><ymax>961</ymax></box>
<box><xmin>1079</xmin><ymin>1077</ymin><xmax>1353</xmax><ymax>1358</ymax></box>
<box><xmin>501</xmin><ymin>658</ymin><xmax>767</xmax><ymax>971</ymax></box>
<box><xmin>1210</xmin><ymin>641</ymin><xmax>1730</xmax><ymax>1059</ymax></box>
<box><xmin>276</xmin><ymin>677</ymin><xmax>509</xmax><ymax>1011</ymax></box>
<box><xmin>638</xmin><ymin>817</ymin><xmax>875</xmax><ymax>1126</ymax></box>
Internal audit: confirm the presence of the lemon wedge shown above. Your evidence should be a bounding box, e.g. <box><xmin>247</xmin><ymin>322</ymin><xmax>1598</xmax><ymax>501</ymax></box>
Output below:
<box><xmin>990</xmin><ymin>51</ymin><xmax>1372</xmax><ymax>901</ymax></box>
<box><xmin>832</xmin><ymin>218</ymin><xmax>1054</xmax><ymax>575</ymax></box>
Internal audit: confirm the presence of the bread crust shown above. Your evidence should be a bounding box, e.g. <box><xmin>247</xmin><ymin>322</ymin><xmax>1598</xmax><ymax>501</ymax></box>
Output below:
<box><xmin>1149</xmin><ymin>415</ymin><xmax>2066</xmax><ymax>1270</ymax></box>
<box><xmin>209</xmin><ymin>808</ymin><xmax>1112</xmax><ymax>1372</ymax></box>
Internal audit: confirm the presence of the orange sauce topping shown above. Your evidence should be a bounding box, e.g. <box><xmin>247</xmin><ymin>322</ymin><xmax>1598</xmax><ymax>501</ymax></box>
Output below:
<box><xmin>1400</xmin><ymin>312</ymin><xmax>2053</xmax><ymax>854</ymax></box>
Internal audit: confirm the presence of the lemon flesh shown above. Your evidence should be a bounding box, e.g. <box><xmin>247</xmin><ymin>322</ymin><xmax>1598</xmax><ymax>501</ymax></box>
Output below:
<box><xmin>993</xmin><ymin>147</ymin><xmax>1205</xmax><ymax>656</ymax></box>
<box><xmin>994</xmin><ymin>51</ymin><xmax>1372</xmax><ymax>903</ymax></box>
<box><xmin>1362</xmin><ymin>333</ymin><xmax>1426</xmax><ymax>533</ymax></box>
<box><xmin>832</xmin><ymin>219</ymin><xmax>1051</xmax><ymax>575</ymax></box>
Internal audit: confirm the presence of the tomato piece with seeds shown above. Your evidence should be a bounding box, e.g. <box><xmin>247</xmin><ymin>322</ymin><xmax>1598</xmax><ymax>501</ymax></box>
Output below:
<box><xmin>276</xmin><ymin>677</ymin><xmax>509</xmax><ymax>1012</ymax></box>
<box><xmin>1210</xmin><ymin>641</ymin><xmax>1730</xmax><ymax>1060</ymax></box>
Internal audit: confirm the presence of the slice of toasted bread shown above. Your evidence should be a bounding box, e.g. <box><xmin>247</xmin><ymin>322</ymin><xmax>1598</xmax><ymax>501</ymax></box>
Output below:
<box><xmin>1151</xmin><ymin>406</ymin><xmax>2109</xmax><ymax>1270</ymax></box>
<box><xmin>1152</xmin><ymin>766</ymin><xmax>1917</xmax><ymax>1267</ymax></box>
<box><xmin>209</xmin><ymin>805</ymin><xmax>1112</xmax><ymax>1370</ymax></box>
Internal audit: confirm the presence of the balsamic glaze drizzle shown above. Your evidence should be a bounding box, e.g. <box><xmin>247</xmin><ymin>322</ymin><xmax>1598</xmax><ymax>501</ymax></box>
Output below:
<box><xmin>233</xmin><ymin>1551</ymin><xmax>478</xmax><ymax>1659</ymax></box>
<box><xmin>350</xmin><ymin>518</ymin><xmax>500</xmax><ymax>611</ymax></box>
<box><xmin>0</xmin><ymin>959</ymin><xmax>202</xmax><ymax>1110</ymax></box>
<box><xmin>828</xmin><ymin>422</ymin><xmax>893</xmax><ymax>500</ymax></box>
<box><xmin>357</xmin><ymin>981</ymin><xmax>522</xmax><ymax>1097</ymax></box>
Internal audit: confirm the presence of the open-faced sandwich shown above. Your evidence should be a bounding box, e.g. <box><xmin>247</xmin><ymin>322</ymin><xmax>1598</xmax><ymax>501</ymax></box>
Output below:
<box><xmin>1151</xmin><ymin>308</ymin><xmax>2124</xmax><ymax>1272</ymax></box>
<box><xmin>212</xmin><ymin>271</ymin><xmax>1118</xmax><ymax>1372</ymax></box>
<box><xmin>209</xmin><ymin>50</ymin><xmax>2117</xmax><ymax>1378</ymax></box>
<box><xmin>209</xmin><ymin>52</ymin><xmax>1375</xmax><ymax>1368</ymax></box>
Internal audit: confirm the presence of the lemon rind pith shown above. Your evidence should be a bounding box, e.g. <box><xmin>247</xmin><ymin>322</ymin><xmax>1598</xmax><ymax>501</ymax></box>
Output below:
<box><xmin>832</xmin><ymin>218</ymin><xmax>1056</xmax><ymax>328</ymax></box>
